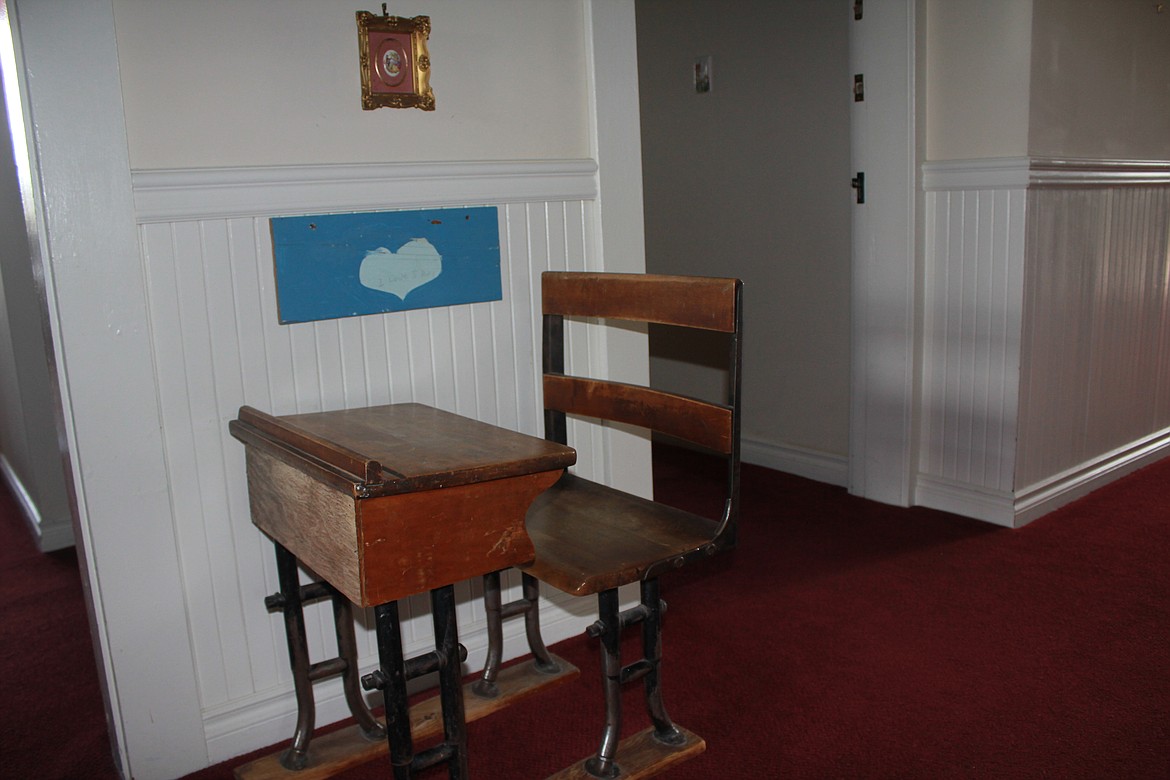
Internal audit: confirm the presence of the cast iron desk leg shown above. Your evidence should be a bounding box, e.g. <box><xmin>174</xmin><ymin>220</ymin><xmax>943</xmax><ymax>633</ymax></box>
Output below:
<box><xmin>371</xmin><ymin>585</ymin><xmax>468</xmax><ymax>779</ymax></box>
<box><xmin>373</xmin><ymin>600</ymin><xmax>414</xmax><ymax>780</ymax></box>
<box><xmin>432</xmin><ymin>584</ymin><xmax>469</xmax><ymax>779</ymax></box>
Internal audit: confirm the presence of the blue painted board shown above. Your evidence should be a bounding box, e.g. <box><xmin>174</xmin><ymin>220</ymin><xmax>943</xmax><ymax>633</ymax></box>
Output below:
<box><xmin>270</xmin><ymin>206</ymin><xmax>501</xmax><ymax>324</ymax></box>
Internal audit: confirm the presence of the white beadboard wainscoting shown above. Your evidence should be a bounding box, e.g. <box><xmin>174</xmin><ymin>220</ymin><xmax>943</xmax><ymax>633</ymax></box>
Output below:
<box><xmin>919</xmin><ymin>160</ymin><xmax>1028</xmax><ymax>525</ymax></box>
<box><xmin>131</xmin><ymin>160</ymin><xmax>617</xmax><ymax>761</ymax></box>
<box><xmin>920</xmin><ymin>158</ymin><xmax>1170</xmax><ymax>527</ymax></box>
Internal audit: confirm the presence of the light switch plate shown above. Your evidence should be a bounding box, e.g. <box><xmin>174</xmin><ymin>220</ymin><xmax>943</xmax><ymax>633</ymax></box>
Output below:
<box><xmin>694</xmin><ymin>55</ymin><xmax>712</xmax><ymax>94</ymax></box>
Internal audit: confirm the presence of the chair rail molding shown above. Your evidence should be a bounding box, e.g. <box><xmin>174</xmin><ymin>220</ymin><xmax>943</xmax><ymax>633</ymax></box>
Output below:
<box><xmin>132</xmin><ymin>158</ymin><xmax>599</xmax><ymax>223</ymax></box>
<box><xmin>1027</xmin><ymin>157</ymin><xmax>1170</xmax><ymax>187</ymax></box>
<box><xmin>923</xmin><ymin>156</ymin><xmax>1170</xmax><ymax>191</ymax></box>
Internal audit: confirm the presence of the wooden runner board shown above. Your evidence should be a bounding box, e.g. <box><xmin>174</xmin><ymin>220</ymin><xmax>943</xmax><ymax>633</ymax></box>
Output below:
<box><xmin>234</xmin><ymin>656</ymin><xmax>578</xmax><ymax>780</ymax></box>
<box><xmin>546</xmin><ymin>725</ymin><xmax>705</xmax><ymax>780</ymax></box>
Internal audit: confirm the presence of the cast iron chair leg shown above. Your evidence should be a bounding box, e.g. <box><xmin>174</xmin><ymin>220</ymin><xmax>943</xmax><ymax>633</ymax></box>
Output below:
<box><xmin>471</xmin><ymin>571</ymin><xmax>506</xmax><ymax>698</ymax></box>
<box><xmin>640</xmin><ymin>579</ymin><xmax>684</xmax><ymax>746</ymax></box>
<box><xmin>585</xmin><ymin>588</ymin><xmax>624</xmax><ymax>779</ymax></box>
<box><xmin>473</xmin><ymin>571</ymin><xmax>561</xmax><ymax>698</ymax></box>
<box><xmin>522</xmin><ymin>572</ymin><xmax>561</xmax><ymax>673</ymax></box>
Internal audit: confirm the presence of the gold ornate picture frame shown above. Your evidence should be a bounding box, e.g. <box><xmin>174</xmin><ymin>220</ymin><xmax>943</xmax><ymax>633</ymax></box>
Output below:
<box><xmin>357</xmin><ymin>10</ymin><xmax>434</xmax><ymax>111</ymax></box>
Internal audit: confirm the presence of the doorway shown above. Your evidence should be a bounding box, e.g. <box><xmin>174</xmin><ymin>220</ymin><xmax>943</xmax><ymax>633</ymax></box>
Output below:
<box><xmin>635</xmin><ymin>0</ymin><xmax>854</xmax><ymax>486</ymax></box>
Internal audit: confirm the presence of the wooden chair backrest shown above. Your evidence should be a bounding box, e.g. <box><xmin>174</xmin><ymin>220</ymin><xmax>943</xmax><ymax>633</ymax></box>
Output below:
<box><xmin>541</xmin><ymin>271</ymin><xmax>743</xmax><ymax>531</ymax></box>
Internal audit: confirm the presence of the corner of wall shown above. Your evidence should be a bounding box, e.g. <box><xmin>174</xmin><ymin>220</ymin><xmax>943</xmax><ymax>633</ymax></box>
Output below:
<box><xmin>0</xmin><ymin>452</ymin><xmax>73</xmax><ymax>550</ymax></box>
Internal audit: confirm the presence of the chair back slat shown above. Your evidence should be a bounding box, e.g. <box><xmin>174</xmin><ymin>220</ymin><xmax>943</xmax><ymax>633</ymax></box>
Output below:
<box><xmin>544</xmin><ymin>375</ymin><xmax>733</xmax><ymax>455</ymax></box>
<box><xmin>543</xmin><ymin>272</ymin><xmax>738</xmax><ymax>332</ymax></box>
<box><xmin>537</xmin><ymin>270</ymin><xmax>743</xmax><ymax>586</ymax></box>
<box><xmin>541</xmin><ymin>270</ymin><xmax>743</xmax><ymax>562</ymax></box>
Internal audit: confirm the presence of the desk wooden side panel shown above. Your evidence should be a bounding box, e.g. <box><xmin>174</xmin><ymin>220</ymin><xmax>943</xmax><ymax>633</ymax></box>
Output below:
<box><xmin>357</xmin><ymin>469</ymin><xmax>561</xmax><ymax>606</ymax></box>
<box><xmin>245</xmin><ymin>450</ymin><xmax>364</xmax><ymax>602</ymax></box>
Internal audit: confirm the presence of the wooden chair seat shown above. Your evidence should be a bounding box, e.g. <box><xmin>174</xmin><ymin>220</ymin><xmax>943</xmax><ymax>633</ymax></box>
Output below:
<box><xmin>522</xmin><ymin>472</ymin><xmax>720</xmax><ymax>597</ymax></box>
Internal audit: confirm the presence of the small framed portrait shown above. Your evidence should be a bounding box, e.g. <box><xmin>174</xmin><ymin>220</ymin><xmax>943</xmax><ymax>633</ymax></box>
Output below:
<box><xmin>356</xmin><ymin>10</ymin><xmax>434</xmax><ymax>111</ymax></box>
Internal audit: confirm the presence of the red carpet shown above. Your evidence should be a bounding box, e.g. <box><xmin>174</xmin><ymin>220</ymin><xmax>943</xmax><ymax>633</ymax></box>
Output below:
<box><xmin>0</xmin><ymin>486</ymin><xmax>117</xmax><ymax>778</ymax></box>
<box><xmin>3</xmin><ymin>447</ymin><xmax>1168</xmax><ymax>778</ymax></box>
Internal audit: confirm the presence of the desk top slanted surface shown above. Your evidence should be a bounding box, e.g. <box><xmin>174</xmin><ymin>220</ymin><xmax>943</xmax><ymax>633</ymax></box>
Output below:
<box><xmin>230</xmin><ymin>404</ymin><xmax>577</xmax><ymax>607</ymax></box>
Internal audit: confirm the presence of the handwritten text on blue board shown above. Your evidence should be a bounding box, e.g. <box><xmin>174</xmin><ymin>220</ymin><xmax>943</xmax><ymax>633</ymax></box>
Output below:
<box><xmin>270</xmin><ymin>206</ymin><xmax>501</xmax><ymax>324</ymax></box>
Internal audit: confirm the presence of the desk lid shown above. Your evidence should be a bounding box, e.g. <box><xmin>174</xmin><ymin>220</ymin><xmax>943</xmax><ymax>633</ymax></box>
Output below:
<box><xmin>230</xmin><ymin>404</ymin><xmax>576</xmax><ymax>498</ymax></box>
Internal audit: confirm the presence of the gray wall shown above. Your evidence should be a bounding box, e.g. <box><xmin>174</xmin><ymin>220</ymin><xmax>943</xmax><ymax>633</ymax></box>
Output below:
<box><xmin>0</xmin><ymin>56</ymin><xmax>72</xmax><ymax>551</ymax></box>
<box><xmin>637</xmin><ymin>0</ymin><xmax>852</xmax><ymax>462</ymax></box>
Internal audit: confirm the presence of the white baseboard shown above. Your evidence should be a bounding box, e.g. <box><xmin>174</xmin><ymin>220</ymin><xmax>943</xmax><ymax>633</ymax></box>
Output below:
<box><xmin>741</xmin><ymin>437</ymin><xmax>848</xmax><ymax>487</ymax></box>
<box><xmin>1013</xmin><ymin>428</ymin><xmax>1170</xmax><ymax>527</ymax></box>
<box><xmin>913</xmin><ymin>475</ymin><xmax>1016</xmax><ymax>528</ymax></box>
<box><xmin>915</xmin><ymin>429</ymin><xmax>1170</xmax><ymax>529</ymax></box>
<box><xmin>0</xmin><ymin>454</ymin><xmax>74</xmax><ymax>551</ymax></box>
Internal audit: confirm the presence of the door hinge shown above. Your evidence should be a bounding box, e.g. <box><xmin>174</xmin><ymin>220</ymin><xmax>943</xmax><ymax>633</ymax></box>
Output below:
<box><xmin>854</xmin><ymin>0</ymin><xmax>863</xmax><ymax>21</ymax></box>
<box><xmin>854</xmin><ymin>74</ymin><xmax>864</xmax><ymax>102</ymax></box>
<box><xmin>852</xmin><ymin>172</ymin><xmax>865</xmax><ymax>204</ymax></box>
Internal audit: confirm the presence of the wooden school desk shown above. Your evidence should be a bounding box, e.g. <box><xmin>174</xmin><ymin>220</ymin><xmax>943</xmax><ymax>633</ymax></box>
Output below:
<box><xmin>230</xmin><ymin>403</ymin><xmax>576</xmax><ymax>779</ymax></box>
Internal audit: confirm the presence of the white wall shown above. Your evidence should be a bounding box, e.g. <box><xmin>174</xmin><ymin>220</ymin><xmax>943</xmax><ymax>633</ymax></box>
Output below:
<box><xmin>925</xmin><ymin>0</ymin><xmax>1170</xmax><ymax>162</ymax></box>
<box><xmin>18</xmin><ymin>1</ymin><xmax>650</xmax><ymax>777</ymax></box>
<box><xmin>636</xmin><ymin>0</ymin><xmax>851</xmax><ymax>481</ymax></box>
<box><xmin>113</xmin><ymin>0</ymin><xmax>590</xmax><ymax>168</ymax></box>
<box><xmin>925</xmin><ymin>0</ymin><xmax>1032</xmax><ymax>160</ymax></box>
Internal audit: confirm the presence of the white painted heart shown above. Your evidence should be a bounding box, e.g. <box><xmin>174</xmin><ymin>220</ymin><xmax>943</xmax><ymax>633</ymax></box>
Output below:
<box><xmin>358</xmin><ymin>238</ymin><xmax>443</xmax><ymax>299</ymax></box>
